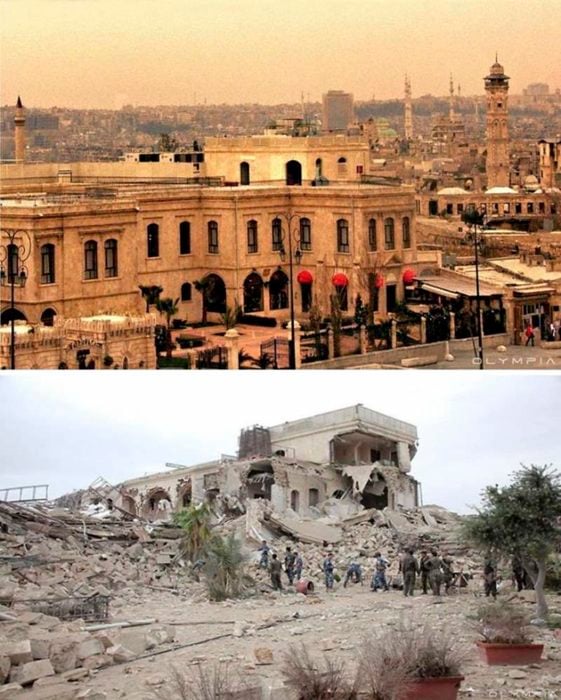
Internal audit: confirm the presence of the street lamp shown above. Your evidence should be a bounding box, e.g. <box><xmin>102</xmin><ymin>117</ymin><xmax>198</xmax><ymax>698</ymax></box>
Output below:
<box><xmin>0</xmin><ymin>229</ymin><xmax>31</xmax><ymax>370</ymax></box>
<box><xmin>275</xmin><ymin>212</ymin><xmax>303</xmax><ymax>369</ymax></box>
<box><xmin>461</xmin><ymin>206</ymin><xmax>485</xmax><ymax>370</ymax></box>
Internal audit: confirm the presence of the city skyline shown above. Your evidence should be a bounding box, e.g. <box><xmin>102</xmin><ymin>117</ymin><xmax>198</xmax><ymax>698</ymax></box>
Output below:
<box><xmin>1</xmin><ymin>0</ymin><xmax>560</xmax><ymax>110</ymax></box>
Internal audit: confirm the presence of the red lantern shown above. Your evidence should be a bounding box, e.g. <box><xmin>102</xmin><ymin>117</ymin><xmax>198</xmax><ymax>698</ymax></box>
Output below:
<box><xmin>374</xmin><ymin>274</ymin><xmax>384</xmax><ymax>289</ymax></box>
<box><xmin>297</xmin><ymin>270</ymin><xmax>313</xmax><ymax>284</ymax></box>
<box><xmin>332</xmin><ymin>272</ymin><xmax>349</xmax><ymax>287</ymax></box>
<box><xmin>402</xmin><ymin>268</ymin><xmax>416</xmax><ymax>285</ymax></box>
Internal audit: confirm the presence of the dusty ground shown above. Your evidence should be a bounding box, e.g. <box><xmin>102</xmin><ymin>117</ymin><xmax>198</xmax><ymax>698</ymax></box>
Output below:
<box><xmin>74</xmin><ymin>581</ymin><xmax>561</xmax><ymax>700</ymax></box>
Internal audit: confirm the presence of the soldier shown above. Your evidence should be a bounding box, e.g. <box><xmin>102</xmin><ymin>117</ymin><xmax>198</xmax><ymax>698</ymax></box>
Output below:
<box><xmin>258</xmin><ymin>540</ymin><xmax>270</xmax><ymax>569</ymax></box>
<box><xmin>483</xmin><ymin>559</ymin><xmax>498</xmax><ymax>598</ymax></box>
<box><xmin>371</xmin><ymin>552</ymin><xmax>390</xmax><ymax>592</ymax></box>
<box><xmin>442</xmin><ymin>553</ymin><xmax>454</xmax><ymax>594</ymax></box>
<box><xmin>294</xmin><ymin>551</ymin><xmax>304</xmax><ymax>581</ymax></box>
<box><xmin>401</xmin><ymin>548</ymin><xmax>420</xmax><ymax>597</ymax></box>
<box><xmin>427</xmin><ymin>549</ymin><xmax>443</xmax><ymax>596</ymax></box>
<box><xmin>323</xmin><ymin>552</ymin><xmax>335</xmax><ymax>591</ymax></box>
<box><xmin>270</xmin><ymin>553</ymin><xmax>283</xmax><ymax>591</ymax></box>
<box><xmin>343</xmin><ymin>561</ymin><xmax>363</xmax><ymax>587</ymax></box>
<box><xmin>284</xmin><ymin>546</ymin><xmax>296</xmax><ymax>585</ymax></box>
<box><xmin>419</xmin><ymin>550</ymin><xmax>430</xmax><ymax>594</ymax></box>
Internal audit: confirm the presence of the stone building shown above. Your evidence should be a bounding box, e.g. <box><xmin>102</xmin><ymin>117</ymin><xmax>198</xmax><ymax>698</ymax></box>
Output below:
<box><xmin>539</xmin><ymin>139</ymin><xmax>561</xmax><ymax>189</ymax></box>
<box><xmin>322</xmin><ymin>91</ymin><xmax>354</xmax><ymax>133</ymax></box>
<box><xmin>114</xmin><ymin>405</ymin><xmax>420</xmax><ymax>522</ymax></box>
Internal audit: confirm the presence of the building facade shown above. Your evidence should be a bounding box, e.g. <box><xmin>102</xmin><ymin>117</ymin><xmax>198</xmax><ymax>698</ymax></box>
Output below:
<box><xmin>485</xmin><ymin>59</ymin><xmax>510</xmax><ymax>189</ymax></box>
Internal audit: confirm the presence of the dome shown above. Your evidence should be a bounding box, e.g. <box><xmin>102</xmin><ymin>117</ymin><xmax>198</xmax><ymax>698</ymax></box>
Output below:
<box><xmin>523</xmin><ymin>175</ymin><xmax>539</xmax><ymax>192</ymax></box>
<box><xmin>437</xmin><ymin>187</ymin><xmax>468</xmax><ymax>195</ymax></box>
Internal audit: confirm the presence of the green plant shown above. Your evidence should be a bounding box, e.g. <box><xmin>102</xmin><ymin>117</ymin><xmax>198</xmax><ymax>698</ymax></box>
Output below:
<box><xmin>358</xmin><ymin>631</ymin><xmax>414</xmax><ymax>700</ymax></box>
<box><xmin>174</xmin><ymin>503</ymin><xmax>214</xmax><ymax>562</ymax></box>
<box><xmin>281</xmin><ymin>644</ymin><xmax>358</xmax><ymax>700</ymax></box>
<box><xmin>220</xmin><ymin>302</ymin><xmax>241</xmax><ymax>330</ymax></box>
<box><xmin>152</xmin><ymin>662</ymin><xmax>258</xmax><ymax>700</ymax></box>
<box><xmin>254</xmin><ymin>352</ymin><xmax>274</xmax><ymax>369</ymax></box>
<box><xmin>139</xmin><ymin>284</ymin><xmax>163</xmax><ymax>313</ymax></box>
<box><xmin>476</xmin><ymin>600</ymin><xmax>532</xmax><ymax>644</ymax></box>
<box><xmin>203</xmin><ymin>533</ymin><xmax>248</xmax><ymax>601</ymax></box>
<box><xmin>156</xmin><ymin>296</ymin><xmax>180</xmax><ymax>358</ymax></box>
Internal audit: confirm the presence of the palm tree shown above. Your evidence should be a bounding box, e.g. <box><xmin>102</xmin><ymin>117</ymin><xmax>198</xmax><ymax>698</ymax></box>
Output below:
<box><xmin>194</xmin><ymin>278</ymin><xmax>209</xmax><ymax>325</ymax></box>
<box><xmin>138</xmin><ymin>285</ymin><xmax>163</xmax><ymax>313</ymax></box>
<box><xmin>156</xmin><ymin>296</ymin><xmax>179</xmax><ymax>358</ymax></box>
<box><xmin>174</xmin><ymin>503</ymin><xmax>214</xmax><ymax>562</ymax></box>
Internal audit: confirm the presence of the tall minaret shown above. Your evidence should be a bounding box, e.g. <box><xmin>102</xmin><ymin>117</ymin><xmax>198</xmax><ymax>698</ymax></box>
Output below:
<box><xmin>484</xmin><ymin>57</ymin><xmax>510</xmax><ymax>188</ymax></box>
<box><xmin>404</xmin><ymin>75</ymin><xmax>413</xmax><ymax>140</ymax></box>
<box><xmin>14</xmin><ymin>96</ymin><xmax>26</xmax><ymax>163</ymax></box>
<box><xmin>449</xmin><ymin>74</ymin><xmax>455</xmax><ymax>120</ymax></box>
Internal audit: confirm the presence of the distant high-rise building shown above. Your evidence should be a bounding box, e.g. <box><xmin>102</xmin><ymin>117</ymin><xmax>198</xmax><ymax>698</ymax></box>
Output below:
<box><xmin>404</xmin><ymin>75</ymin><xmax>413</xmax><ymax>140</ymax></box>
<box><xmin>484</xmin><ymin>57</ymin><xmax>510</xmax><ymax>189</ymax></box>
<box><xmin>322</xmin><ymin>90</ymin><xmax>354</xmax><ymax>133</ymax></box>
<box><xmin>14</xmin><ymin>96</ymin><xmax>25</xmax><ymax>163</ymax></box>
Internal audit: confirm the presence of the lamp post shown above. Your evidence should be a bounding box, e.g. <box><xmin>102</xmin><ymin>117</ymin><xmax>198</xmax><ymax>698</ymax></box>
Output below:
<box><xmin>461</xmin><ymin>206</ymin><xmax>485</xmax><ymax>370</ymax></box>
<box><xmin>0</xmin><ymin>229</ymin><xmax>31</xmax><ymax>370</ymax></box>
<box><xmin>275</xmin><ymin>212</ymin><xmax>302</xmax><ymax>369</ymax></box>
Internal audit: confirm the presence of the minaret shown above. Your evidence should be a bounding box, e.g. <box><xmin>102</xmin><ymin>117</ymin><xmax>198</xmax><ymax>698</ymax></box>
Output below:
<box><xmin>449</xmin><ymin>74</ymin><xmax>455</xmax><ymax>121</ymax></box>
<box><xmin>404</xmin><ymin>75</ymin><xmax>413</xmax><ymax>140</ymax></box>
<box><xmin>14</xmin><ymin>96</ymin><xmax>26</xmax><ymax>163</ymax></box>
<box><xmin>484</xmin><ymin>57</ymin><xmax>510</xmax><ymax>188</ymax></box>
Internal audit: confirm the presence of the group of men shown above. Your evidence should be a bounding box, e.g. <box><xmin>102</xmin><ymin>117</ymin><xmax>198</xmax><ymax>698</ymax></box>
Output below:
<box><xmin>259</xmin><ymin>541</ymin><xmax>304</xmax><ymax>590</ymax></box>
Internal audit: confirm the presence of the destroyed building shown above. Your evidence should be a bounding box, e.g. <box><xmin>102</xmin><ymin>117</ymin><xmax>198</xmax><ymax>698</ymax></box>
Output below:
<box><xmin>113</xmin><ymin>405</ymin><xmax>421</xmax><ymax>522</ymax></box>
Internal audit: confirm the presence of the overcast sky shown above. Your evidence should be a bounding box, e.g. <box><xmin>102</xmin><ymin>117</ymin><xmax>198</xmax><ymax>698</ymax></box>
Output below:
<box><xmin>0</xmin><ymin>372</ymin><xmax>559</xmax><ymax>514</ymax></box>
<box><xmin>1</xmin><ymin>0</ymin><xmax>560</xmax><ymax>109</ymax></box>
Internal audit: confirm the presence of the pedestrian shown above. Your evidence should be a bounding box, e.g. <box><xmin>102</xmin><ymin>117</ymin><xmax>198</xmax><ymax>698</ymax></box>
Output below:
<box><xmin>371</xmin><ymin>552</ymin><xmax>390</xmax><ymax>592</ymax></box>
<box><xmin>343</xmin><ymin>561</ymin><xmax>362</xmax><ymax>588</ymax></box>
<box><xmin>323</xmin><ymin>552</ymin><xmax>335</xmax><ymax>591</ymax></box>
<box><xmin>401</xmin><ymin>548</ymin><xmax>420</xmax><ymax>597</ymax></box>
<box><xmin>483</xmin><ymin>559</ymin><xmax>497</xmax><ymax>598</ymax></box>
<box><xmin>511</xmin><ymin>555</ymin><xmax>525</xmax><ymax>592</ymax></box>
<box><xmin>426</xmin><ymin>549</ymin><xmax>443</xmax><ymax>596</ymax></box>
<box><xmin>284</xmin><ymin>546</ymin><xmax>296</xmax><ymax>585</ymax></box>
<box><xmin>442</xmin><ymin>554</ymin><xmax>454</xmax><ymax>594</ymax></box>
<box><xmin>294</xmin><ymin>551</ymin><xmax>303</xmax><ymax>581</ymax></box>
<box><xmin>525</xmin><ymin>324</ymin><xmax>535</xmax><ymax>347</ymax></box>
<box><xmin>419</xmin><ymin>550</ymin><xmax>430</xmax><ymax>595</ymax></box>
<box><xmin>270</xmin><ymin>553</ymin><xmax>283</xmax><ymax>591</ymax></box>
<box><xmin>258</xmin><ymin>540</ymin><xmax>270</xmax><ymax>569</ymax></box>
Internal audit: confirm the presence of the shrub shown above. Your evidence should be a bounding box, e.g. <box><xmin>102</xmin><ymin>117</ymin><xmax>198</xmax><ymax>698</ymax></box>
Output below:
<box><xmin>174</xmin><ymin>503</ymin><xmax>214</xmax><ymax>562</ymax></box>
<box><xmin>239</xmin><ymin>314</ymin><xmax>277</xmax><ymax>327</ymax></box>
<box><xmin>203</xmin><ymin>533</ymin><xmax>248</xmax><ymax>601</ymax></box>
<box><xmin>358</xmin><ymin>632</ymin><xmax>411</xmax><ymax>700</ymax></box>
<box><xmin>152</xmin><ymin>662</ymin><xmax>258</xmax><ymax>700</ymax></box>
<box><xmin>281</xmin><ymin>644</ymin><xmax>358</xmax><ymax>700</ymax></box>
<box><xmin>476</xmin><ymin>600</ymin><xmax>532</xmax><ymax>644</ymax></box>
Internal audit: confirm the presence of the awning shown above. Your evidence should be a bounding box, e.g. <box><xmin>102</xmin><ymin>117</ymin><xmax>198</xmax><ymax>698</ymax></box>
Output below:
<box><xmin>332</xmin><ymin>272</ymin><xmax>348</xmax><ymax>287</ymax></box>
<box><xmin>419</xmin><ymin>282</ymin><xmax>460</xmax><ymax>300</ymax></box>
<box><xmin>297</xmin><ymin>270</ymin><xmax>313</xmax><ymax>284</ymax></box>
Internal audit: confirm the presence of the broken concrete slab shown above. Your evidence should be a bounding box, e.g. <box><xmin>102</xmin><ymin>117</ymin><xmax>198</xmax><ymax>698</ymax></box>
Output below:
<box><xmin>0</xmin><ymin>683</ymin><xmax>24</xmax><ymax>697</ymax></box>
<box><xmin>0</xmin><ymin>639</ymin><xmax>33</xmax><ymax>665</ymax></box>
<box><xmin>9</xmin><ymin>658</ymin><xmax>55</xmax><ymax>686</ymax></box>
<box><xmin>0</xmin><ymin>655</ymin><xmax>11</xmax><ymax>684</ymax></box>
<box><xmin>266</xmin><ymin>514</ymin><xmax>342</xmax><ymax>545</ymax></box>
<box><xmin>77</xmin><ymin>638</ymin><xmax>105</xmax><ymax>660</ymax></box>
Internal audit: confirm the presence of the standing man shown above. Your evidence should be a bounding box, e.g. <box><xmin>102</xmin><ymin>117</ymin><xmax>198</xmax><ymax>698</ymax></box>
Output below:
<box><xmin>442</xmin><ymin>553</ymin><xmax>454</xmax><ymax>594</ymax></box>
<box><xmin>401</xmin><ymin>548</ymin><xmax>420</xmax><ymax>597</ymax></box>
<box><xmin>258</xmin><ymin>540</ymin><xmax>270</xmax><ymax>569</ymax></box>
<box><xmin>371</xmin><ymin>552</ymin><xmax>390</xmax><ymax>592</ymax></box>
<box><xmin>323</xmin><ymin>552</ymin><xmax>335</xmax><ymax>591</ymax></box>
<box><xmin>294</xmin><ymin>551</ymin><xmax>304</xmax><ymax>581</ymax></box>
<box><xmin>427</xmin><ymin>549</ymin><xmax>443</xmax><ymax>596</ymax></box>
<box><xmin>483</xmin><ymin>559</ymin><xmax>498</xmax><ymax>598</ymax></box>
<box><xmin>419</xmin><ymin>550</ymin><xmax>430</xmax><ymax>595</ymax></box>
<box><xmin>270</xmin><ymin>553</ymin><xmax>283</xmax><ymax>591</ymax></box>
<box><xmin>284</xmin><ymin>546</ymin><xmax>296</xmax><ymax>585</ymax></box>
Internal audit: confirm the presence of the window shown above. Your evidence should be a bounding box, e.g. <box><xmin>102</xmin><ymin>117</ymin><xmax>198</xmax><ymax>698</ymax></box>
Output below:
<box><xmin>337</xmin><ymin>156</ymin><xmax>348</xmax><ymax>177</ymax></box>
<box><xmin>457</xmin><ymin>203</ymin><xmax>464</xmax><ymax>215</ymax></box>
<box><xmin>402</xmin><ymin>217</ymin><xmax>411</xmax><ymax>248</ymax></box>
<box><xmin>300</xmin><ymin>217</ymin><xmax>312</xmax><ymax>251</ymax></box>
<box><xmin>527</xmin><ymin>202</ymin><xmax>534</xmax><ymax>214</ymax></box>
<box><xmin>247</xmin><ymin>219</ymin><xmax>258</xmax><ymax>253</ymax></box>
<box><xmin>147</xmin><ymin>223</ymin><xmax>159</xmax><ymax>258</ymax></box>
<box><xmin>7</xmin><ymin>244</ymin><xmax>18</xmax><ymax>283</ymax></box>
<box><xmin>309</xmin><ymin>488</ymin><xmax>319</xmax><ymax>508</ymax></box>
<box><xmin>368</xmin><ymin>218</ymin><xmax>377</xmax><ymax>251</ymax></box>
<box><xmin>240</xmin><ymin>161</ymin><xmax>250</xmax><ymax>185</ymax></box>
<box><xmin>446</xmin><ymin>203</ymin><xmax>453</xmax><ymax>215</ymax></box>
<box><xmin>384</xmin><ymin>218</ymin><xmax>395</xmax><ymax>250</ymax></box>
<box><xmin>538</xmin><ymin>202</ymin><xmax>545</xmax><ymax>214</ymax></box>
<box><xmin>208</xmin><ymin>221</ymin><xmax>219</xmax><ymax>254</ymax></box>
<box><xmin>181</xmin><ymin>282</ymin><xmax>192</xmax><ymax>301</ymax></box>
<box><xmin>179</xmin><ymin>221</ymin><xmax>191</xmax><ymax>255</ymax></box>
<box><xmin>337</xmin><ymin>218</ymin><xmax>349</xmax><ymax>253</ymax></box>
<box><xmin>272</xmin><ymin>218</ymin><xmax>283</xmax><ymax>251</ymax></box>
<box><xmin>84</xmin><ymin>240</ymin><xmax>98</xmax><ymax>280</ymax></box>
<box><xmin>370</xmin><ymin>449</ymin><xmax>381</xmax><ymax>462</ymax></box>
<box><xmin>40</xmin><ymin>244</ymin><xmax>55</xmax><ymax>284</ymax></box>
<box><xmin>104</xmin><ymin>239</ymin><xmax>118</xmax><ymax>277</ymax></box>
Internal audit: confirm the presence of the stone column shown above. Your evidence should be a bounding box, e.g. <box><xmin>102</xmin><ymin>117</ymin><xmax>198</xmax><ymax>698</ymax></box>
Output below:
<box><xmin>187</xmin><ymin>349</ymin><xmax>198</xmax><ymax>369</ymax></box>
<box><xmin>391</xmin><ymin>320</ymin><xmax>397</xmax><ymax>349</ymax></box>
<box><xmin>358</xmin><ymin>325</ymin><xmax>367</xmax><ymax>354</ymax></box>
<box><xmin>224</xmin><ymin>328</ymin><xmax>239</xmax><ymax>370</ymax></box>
<box><xmin>286</xmin><ymin>321</ymin><xmax>301</xmax><ymax>369</ymax></box>
<box><xmin>449</xmin><ymin>312</ymin><xmax>456</xmax><ymax>339</ymax></box>
<box><xmin>327</xmin><ymin>327</ymin><xmax>335</xmax><ymax>359</ymax></box>
<box><xmin>420</xmin><ymin>316</ymin><xmax>427</xmax><ymax>344</ymax></box>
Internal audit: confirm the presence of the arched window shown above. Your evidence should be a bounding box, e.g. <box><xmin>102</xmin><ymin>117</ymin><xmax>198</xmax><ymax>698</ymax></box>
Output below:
<box><xmin>315</xmin><ymin>158</ymin><xmax>323</xmax><ymax>177</ymax></box>
<box><xmin>84</xmin><ymin>240</ymin><xmax>98</xmax><ymax>280</ymax></box>
<box><xmin>40</xmin><ymin>307</ymin><xmax>56</xmax><ymax>327</ymax></box>
<box><xmin>240</xmin><ymin>161</ymin><xmax>250</xmax><ymax>185</ymax></box>
<box><xmin>309</xmin><ymin>488</ymin><xmax>319</xmax><ymax>508</ymax></box>
<box><xmin>337</xmin><ymin>156</ymin><xmax>348</xmax><ymax>177</ymax></box>
<box><xmin>384</xmin><ymin>218</ymin><xmax>395</xmax><ymax>250</ymax></box>
<box><xmin>290</xmin><ymin>490</ymin><xmax>300</xmax><ymax>513</ymax></box>
<box><xmin>243</xmin><ymin>272</ymin><xmax>263</xmax><ymax>312</ymax></box>
<box><xmin>202</xmin><ymin>273</ymin><xmax>226</xmax><ymax>313</ymax></box>
<box><xmin>402</xmin><ymin>217</ymin><xmax>411</xmax><ymax>248</ymax></box>
<box><xmin>286</xmin><ymin>160</ymin><xmax>302</xmax><ymax>186</ymax></box>
<box><xmin>7</xmin><ymin>244</ymin><xmax>19</xmax><ymax>282</ymax></box>
<box><xmin>337</xmin><ymin>219</ymin><xmax>350</xmax><ymax>253</ymax></box>
<box><xmin>40</xmin><ymin>244</ymin><xmax>55</xmax><ymax>284</ymax></box>
<box><xmin>272</xmin><ymin>218</ymin><xmax>283</xmax><ymax>251</ymax></box>
<box><xmin>147</xmin><ymin>223</ymin><xmax>159</xmax><ymax>258</ymax></box>
<box><xmin>300</xmin><ymin>217</ymin><xmax>312</xmax><ymax>251</ymax></box>
<box><xmin>269</xmin><ymin>270</ymin><xmax>289</xmax><ymax>310</ymax></box>
<box><xmin>208</xmin><ymin>221</ymin><xmax>219</xmax><ymax>253</ymax></box>
<box><xmin>181</xmin><ymin>282</ymin><xmax>192</xmax><ymax>301</ymax></box>
<box><xmin>179</xmin><ymin>221</ymin><xmax>191</xmax><ymax>255</ymax></box>
<box><xmin>104</xmin><ymin>239</ymin><xmax>118</xmax><ymax>277</ymax></box>
<box><xmin>247</xmin><ymin>220</ymin><xmax>258</xmax><ymax>253</ymax></box>
<box><xmin>368</xmin><ymin>218</ymin><xmax>377</xmax><ymax>252</ymax></box>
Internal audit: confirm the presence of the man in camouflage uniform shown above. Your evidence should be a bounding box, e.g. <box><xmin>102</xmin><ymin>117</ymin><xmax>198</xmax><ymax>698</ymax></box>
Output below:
<box><xmin>401</xmin><ymin>548</ymin><xmax>420</xmax><ymax>597</ymax></box>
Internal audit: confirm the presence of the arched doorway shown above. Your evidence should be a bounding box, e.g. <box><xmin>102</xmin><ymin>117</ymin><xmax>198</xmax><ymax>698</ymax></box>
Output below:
<box><xmin>240</xmin><ymin>161</ymin><xmax>250</xmax><ymax>185</ymax></box>
<box><xmin>202</xmin><ymin>273</ymin><xmax>227</xmax><ymax>313</ymax></box>
<box><xmin>269</xmin><ymin>270</ymin><xmax>289</xmax><ymax>310</ymax></box>
<box><xmin>243</xmin><ymin>272</ymin><xmax>263</xmax><ymax>312</ymax></box>
<box><xmin>290</xmin><ymin>489</ymin><xmax>300</xmax><ymax>513</ymax></box>
<box><xmin>177</xmin><ymin>480</ymin><xmax>192</xmax><ymax>508</ymax></box>
<box><xmin>121</xmin><ymin>495</ymin><xmax>137</xmax><ymax>516</ymax></box>
<box><xmin>40</xmin><ymin>308</ymin><xmax>57</xmax><ymax>327</ymax></box>
<box><xmin>141</xmin><ymin>487</ymin><xmax>173</xmax><ymax>521</ymax></box>
<box><xmin>0</xmin><ymin>308</ymin><xmax>27</xmax><ymax>325</ymax></box>
<box><xmin>285</xmin><ymin>160</ymin><xmax>302</xmax><ymax>186</ymax></box>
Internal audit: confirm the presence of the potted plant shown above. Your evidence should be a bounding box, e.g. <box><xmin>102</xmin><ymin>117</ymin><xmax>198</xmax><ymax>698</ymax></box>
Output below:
<box><xmin>359</xmin><ymin>626</ymin><xmax>464</xmax><ymax>700</ymax></box>
<box><xmin>475</xmin><ymin>600</ymin><xmax>544</xmax><ymax>665</ymax></box>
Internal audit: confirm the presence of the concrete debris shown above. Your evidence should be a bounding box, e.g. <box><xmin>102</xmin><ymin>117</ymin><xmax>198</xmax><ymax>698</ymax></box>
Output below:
<box><xmin>265</xmin><ymin>513</ymin><xmax>342</xmax><ymax>545</ymax></box>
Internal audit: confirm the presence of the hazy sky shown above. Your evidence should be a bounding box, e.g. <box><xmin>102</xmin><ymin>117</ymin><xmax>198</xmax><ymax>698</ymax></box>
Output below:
<box><xmin>1</xmin><ymin>0</ymin><xmax>560</xmax><ymax>109</ymax></box>
<box><xmin>0</xmin><ymin>372</ymin><xmax>559</xmax><ymax>514</ymax></box>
